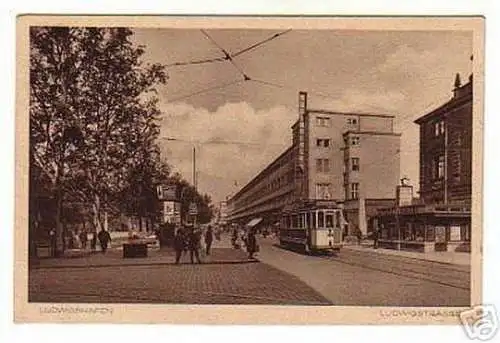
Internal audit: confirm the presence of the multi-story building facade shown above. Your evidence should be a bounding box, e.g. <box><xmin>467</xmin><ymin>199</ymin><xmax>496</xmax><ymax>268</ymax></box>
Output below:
<box><xmin>227</xmin><ymin>92</ymin><xmax>401</xmax><ymax>236</ymax></box>
<box><xmin>415</xmin><ymin>75</ymin><xmax>472</xmax><ymax>205</ymax></box>
<box><xmin>376</xmin><ymin>74</ymin><xmax>472</xmax><ymax>252</ymax></box>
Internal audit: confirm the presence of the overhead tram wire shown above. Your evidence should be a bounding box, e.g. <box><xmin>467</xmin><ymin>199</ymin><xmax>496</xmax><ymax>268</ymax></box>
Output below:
<box><xmin>165</xmin><ymin>56</ymin><xmax>226</xmax><ymax>67</ymax></box>
<box><xmin>200</xmin><ymin>29</ymin><xmax>251</xmax><ymax>80</ymax></box>
<box><xmin>167</xmin><ymin>79</ymin><xmax>245</xmax><ymax>103</ymax></box>
<box><xmin>164</xmin><ymin>29</ymin><xmax>291</xmax><ymax>68</ymax></box>
<box><xmin>231</xmin><ymin>29</ymin><xmax>292</xmax><ymax>58</ymax></box>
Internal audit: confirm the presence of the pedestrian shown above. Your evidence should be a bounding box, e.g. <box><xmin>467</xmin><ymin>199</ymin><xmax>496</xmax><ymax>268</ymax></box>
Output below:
<box><xmin>174</xmin><ymin>228</ymin><xmax>185</xmax><ymax>264</ymax></box>
<box><xmin>79</xmin><ymin>230</ymin><xmax>88</xmax><ymax>249</ymax></box>
<box><xmin>188</xmin><ymin>227</ymin><xmax>202</xmax><ymax>264</ymax></box>
<box><xmin>373</xmin><ymin>226</ymin><xmax>379</xmax><ymax>249</ymax></box>
<box><xmin>97</xmin><ymin>230</ymin><xmax>112</xmax><ymax>254</ymax></box>
<box><xmin>246</xmin><ymin>227</ymin><xmax>258</xmax><ymax>259</ymax></box>
<box><xmin>49</xmin><ymin>228</ymin><xmax>57</xmax><ymax>257</ymax></box>
<box><xmin>231</xmin><ymin>227</ymin><xmax>238</xmax><ymax>248</ymax></box>
<box><xmin>355</xmin><ymin>226</ymin><xmax>362</xmax><ymax>245</ymax></box>
<box><xmin>90</xmin><ymin>232</ymin><xmax>97</xmax><ymax>251</ymax></box>
<box><xmin>205</xmin><ymin>225</ymin><xmax>213</xmax><ymax>255</ymax></box>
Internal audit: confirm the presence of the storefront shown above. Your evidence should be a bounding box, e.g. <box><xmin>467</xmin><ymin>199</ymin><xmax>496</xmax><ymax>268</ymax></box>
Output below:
<box><xmin>376</xmin><ymin>204</ymin><xmax>471</xmax><ymax>252</ymax></box>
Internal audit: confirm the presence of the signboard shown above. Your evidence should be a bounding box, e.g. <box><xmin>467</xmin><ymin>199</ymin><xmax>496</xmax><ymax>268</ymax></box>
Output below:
<box><xmin>189</xmin><ymin>202</ymin><xmax>198</xmax><ymax>215</ymax></box>
<box><xmin>157</xmin><ymin>184</ymin><xmax>178</xmax><ymax>201</ymax></box>
<box><xmin>163</xmin><ymin>201</ymin><xmax>181</xmax><ymax>224</ymax></box>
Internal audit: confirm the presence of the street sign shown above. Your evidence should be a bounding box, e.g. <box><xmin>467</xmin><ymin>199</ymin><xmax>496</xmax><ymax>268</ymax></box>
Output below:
<box><xmin>157</xmin><ymin>184</ymin><xmax>178</xmax><ymax>201</ymax></box>
<box><xmin>189</xmin><ymin>202</ymin><xmax>198</xmax><ymax>215</ymax></box>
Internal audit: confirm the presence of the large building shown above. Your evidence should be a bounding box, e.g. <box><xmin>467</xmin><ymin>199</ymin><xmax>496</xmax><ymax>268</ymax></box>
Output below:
<box><xmin>376</xmin><ymin>74</ymin><xmax>472</xmax><ymax>252</ymax></box>
<box><xmin>227</xmin><ymin>92</ymin><xmax>401</xmax><ymax>236</ymax></box>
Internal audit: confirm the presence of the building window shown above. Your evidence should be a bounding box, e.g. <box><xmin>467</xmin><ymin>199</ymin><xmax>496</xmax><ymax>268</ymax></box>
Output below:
<box><xmin>316</xmin><ymin>159</ymin><xmax>330</xmax><ymax>173</ymax></box>
<box><xmin>434</xmin><ymin>155</ymin><xmax>445</xmax><ymax>179</ymax></box>
<box><xmin>316</xmin><ymin>183</ymin><xmax>332</xmax><ymax>199</ymax></box>
<box><xmin>316</xmin><ymin>116</ymin><xmax>330</xmax><ymax>127</ymax></box>
<box><xmin>347</xmin><ymin>118</ymin><xmax>358</xmax><ymax>125</ymax></box>
<box><xmin>351</xmin><ymin>136</ymin><xmax>360</xmax><ymax>146</ymax></box>
<box><xmin>350</xmin><ymin>183</ymin><xmax>359</xmax><ymax>199</ymax></box>
<box><xmin>351</xmin><ymin>157</ymin><xmax>360</xmax><ymax>171</ymax></box>
<box><xmin>316</xmin><ymin>138</ymin><xmax>330</xmax><ymax>147</ymax></box>
<box><xmin>434</xmin><ymin>120</ymin><xmax>445</xmax><ymax>136</ymax></box>
<box><xmin>454</xmin><ymin>157</ymin><xmax>461</xmax><ymax>182</ymax></box>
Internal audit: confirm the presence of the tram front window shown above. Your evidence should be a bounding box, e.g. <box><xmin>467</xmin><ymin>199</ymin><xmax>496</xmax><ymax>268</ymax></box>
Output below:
<box><xmin>318</xmin><ymin>211</ymin><xmax>325</xmax><ymax>228</ymax></box>
<box><xmin>292</xmin><ymin>215</ymin><xmax>298</xmax><ymax>229</ymax></box>
<box><xmin>325</xmin><ymin>214</ymin><xmax>334</xmax><ymax>228</ymax></box>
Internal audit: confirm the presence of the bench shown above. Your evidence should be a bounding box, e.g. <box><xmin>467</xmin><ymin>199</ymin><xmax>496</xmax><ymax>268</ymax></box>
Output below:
<box><xmin>123</xmin><ymin>242</ymin><xmax>148</xmax><ymax>258</ymax></box>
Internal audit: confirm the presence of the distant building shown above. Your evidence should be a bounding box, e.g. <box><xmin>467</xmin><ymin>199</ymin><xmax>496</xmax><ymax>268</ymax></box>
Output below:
<box><xmin>376</xmin><ymin>74</ymin><xmax>472</xmax><ymax>252</ymax></box>
<box><xmin>227</xmin><ymin>91</ymin><xmax>401</xmax><ymax>236</ymax></box>
<box><xmin>217</xmin><ymin>200</ymin><xmax>228</xmax><ymax>226</ymax></box>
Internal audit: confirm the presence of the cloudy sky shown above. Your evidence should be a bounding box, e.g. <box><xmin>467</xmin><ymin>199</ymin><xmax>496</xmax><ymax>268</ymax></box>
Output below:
<box><xmin>131</xmin><ymin>28</ymin><xmax>472</xmax><ymax>204</ymax></box>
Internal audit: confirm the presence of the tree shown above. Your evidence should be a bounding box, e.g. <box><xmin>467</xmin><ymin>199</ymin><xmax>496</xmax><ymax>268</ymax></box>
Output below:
<box><xmin>30</xmin><ymin>27</ymin><xmax>167</xmax><ymax>254</ymax></box>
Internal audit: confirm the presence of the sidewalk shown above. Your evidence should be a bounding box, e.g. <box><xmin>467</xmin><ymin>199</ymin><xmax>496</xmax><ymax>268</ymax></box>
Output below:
<box><xmin>32</xmin><ymin>239</ymin><xmax>253</xmax><ymax>269</ymax></box>
<box><xmin>344</xmin><ymin>242</ymin><xmax>471</xmax><ymax>266</ymax></box>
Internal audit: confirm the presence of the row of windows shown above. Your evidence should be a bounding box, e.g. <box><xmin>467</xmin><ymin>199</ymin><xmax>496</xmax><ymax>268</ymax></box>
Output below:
<box><xmin>315</xmin><ymin>116</ymin><xmax>359</xmax><ymax>128</ymax></box>
<box><xmin>316</xmin><ymin>157</ymin><xmax>361</xmax><ymax>174</ymax></box>
<box><xmin>429</xmin><ymin>154</ymin><xmax>465</xmax><ymax>182</ymax></box>
<box><xmin>235</xmin><ymin>169</ymin><xmax>295</xmax><ymax>209</ymax></box>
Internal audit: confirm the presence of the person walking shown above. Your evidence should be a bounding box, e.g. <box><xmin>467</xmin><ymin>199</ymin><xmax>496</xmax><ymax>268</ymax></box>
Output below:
<box><xmin>79</xmin><ymin>230</ymin><xmax>88</xmax><ymax>249</ymax></box>
<box><xmin>373</xmin><ymin>226</ymin><xmax>379</xmax><ymax>249</ymax></box>
<box><xmin>49</xmin><ymin>228</ymin><xmax>57</xmax><ymax>257</ymax></box>
<box><xmin>246</xmin><ymin>227</ymin><xmax>258</xmax><ymax>259</ymax></box>
<box><xmin>97</xmin><ymin>230</ymin><xmax>112</xmax><ymax>254</ymax></box>
<box><xmin>174</xmin><ymin>228</ymin><xmax>185</xmax><ymax>264</ymax></box>
<box><xmin>205</xmin><ymin>225</ymin><xmax>214</xmax><ymax>255</ymax></box>
<box><xmin>188</xmin><ymin>227</ymin><xmax>202</xmax><ymax>264</ymax></box>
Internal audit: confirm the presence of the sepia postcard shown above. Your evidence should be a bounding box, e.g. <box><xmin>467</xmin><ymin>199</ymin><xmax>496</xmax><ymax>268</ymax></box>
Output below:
<box><xmin>15</xmin><ymin>15</ymin><xmax>488</xmax><ymax>328</ymax></box>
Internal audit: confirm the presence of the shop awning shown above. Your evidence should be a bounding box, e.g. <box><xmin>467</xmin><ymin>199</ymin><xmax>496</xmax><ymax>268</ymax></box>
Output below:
<box><xmin>246</xmin><ymin>217</ymin><xmax>263</xmax><ymax>227</ymax></box>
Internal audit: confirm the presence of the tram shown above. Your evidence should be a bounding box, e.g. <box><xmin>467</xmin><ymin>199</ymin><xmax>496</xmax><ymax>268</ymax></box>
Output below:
<box><xmin>279</xmin><ymin>200</ymin><xmax>346</xmax><ymax>254</ymax></box>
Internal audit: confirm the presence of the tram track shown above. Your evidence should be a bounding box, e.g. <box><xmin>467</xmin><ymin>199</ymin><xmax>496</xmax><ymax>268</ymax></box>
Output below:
<box><xmin>322</xmin><ymin>249</ymin><xmax>470</xmax><ymax>291</ymax></box>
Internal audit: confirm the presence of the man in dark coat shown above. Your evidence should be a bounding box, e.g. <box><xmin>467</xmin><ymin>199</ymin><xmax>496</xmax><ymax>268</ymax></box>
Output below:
<box><xmin>188</xmin><ymin>227</ymin><xmax>202</xmax><ymax>264</ymax></box>
<box><xmin>97</xmin><ymin>230</ymin><xmax>112</xmax><ymax>254</ymax></box>
<box><xmin>79</xmin><ymin>230</ymin><xmax>88</xmax><ymax>249</ymax></box>
<box><xmin>205</xmin><ymin>225</ymin><xmax>214</xmax><ymax>255</ymax></box>
<box><xmin>246</xmin><ymin>227</ymin><xmax>257</xmax><ymax>259</ymax></box>
<box><xmin>174</xmin><ymin>228</ymin><xmax>185</xmax><ymax>264</ymax></box>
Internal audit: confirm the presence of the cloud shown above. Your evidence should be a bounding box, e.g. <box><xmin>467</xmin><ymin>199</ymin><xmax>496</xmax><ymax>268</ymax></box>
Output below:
<box><xmin>158</xmin><ymin>101</ymin><xmax>296</xmax><ymax>203</ymax></box>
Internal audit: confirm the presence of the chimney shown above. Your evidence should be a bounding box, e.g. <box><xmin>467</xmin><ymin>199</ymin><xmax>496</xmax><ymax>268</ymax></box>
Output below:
<box><xmin>396</xmin><ymin>177</ymin><xmax>413</xmax><ymax>207</ymax></box>
<box><xmin>298</xmin><ymin>91</ymin><xmax>307</xmax><ymax>116</ymax></box>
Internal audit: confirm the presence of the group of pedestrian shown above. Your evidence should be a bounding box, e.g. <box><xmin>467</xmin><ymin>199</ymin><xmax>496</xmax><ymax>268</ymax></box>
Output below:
<box><xmin>47</xmin><ymin>227</ymin><xmax>112</xmax><ymax>256</ymax></box>
<box><xmin>230</xmin><ymin>225</ymin><xmax>258</xmax><ymax>259</ymax></box>
<box><xmin>173</xmin><ymin>225</ymin><xmax>214</xmax><ymax>264</ymax></box>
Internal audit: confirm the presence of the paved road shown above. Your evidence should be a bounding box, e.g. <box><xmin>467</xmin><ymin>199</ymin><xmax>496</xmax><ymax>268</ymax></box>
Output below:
<box><xmin>256</xmin><ymin>236</ymin><xmax>470</xmax><ymax>307</ymax></box>
<box><xmin>29</xmin><ymin>238</ymin><xmax>330</xmax><ymax>305</ymax></box>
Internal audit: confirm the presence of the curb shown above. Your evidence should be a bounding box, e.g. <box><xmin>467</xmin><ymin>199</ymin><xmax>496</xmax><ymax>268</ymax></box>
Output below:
<box><xmin>31</xmin><ymin>258</ymin><xmax>260</xmax><ymax>270</ymax></box>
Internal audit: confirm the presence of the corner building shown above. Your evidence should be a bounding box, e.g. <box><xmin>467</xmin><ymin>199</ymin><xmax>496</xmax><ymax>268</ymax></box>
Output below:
<box><xmin>228</xmin><ymin>92</ymin><xmax>401</xmax><ymax>236</ymax></box>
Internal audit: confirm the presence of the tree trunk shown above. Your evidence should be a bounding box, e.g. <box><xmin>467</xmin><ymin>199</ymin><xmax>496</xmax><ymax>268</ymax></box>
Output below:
<box><xmin>54</xmin><ymin>182</ymin><xmax>64</xmax><ymax>257</ymax></box>
<box><xmin>92</xmin><ymin>193</ymin><xmax>103</xmax><ymax>233</ymax></box>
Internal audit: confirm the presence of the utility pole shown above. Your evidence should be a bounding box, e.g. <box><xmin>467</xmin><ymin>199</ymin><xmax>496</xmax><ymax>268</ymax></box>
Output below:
<box><xmin>193</xmin><ymin>146</ymin><xmax>196</xmax><ymax>191</ymax></box>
